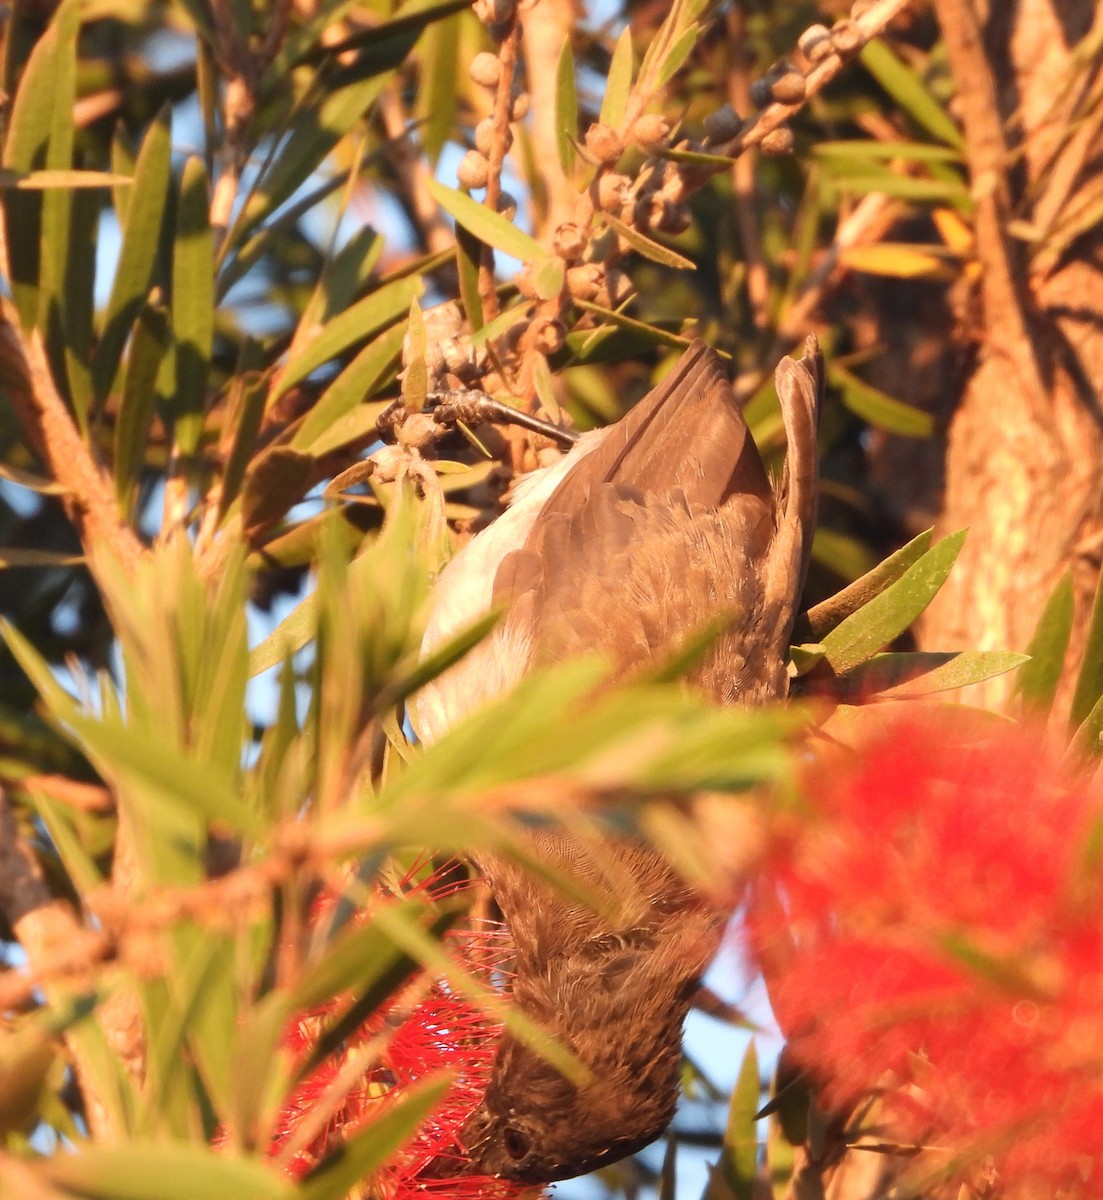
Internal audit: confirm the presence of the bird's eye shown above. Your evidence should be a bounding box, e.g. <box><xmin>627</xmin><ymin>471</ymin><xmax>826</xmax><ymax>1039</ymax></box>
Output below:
<box><xmin>502</xmin><ymin>1126</ymin><xmax>530</xmax><ymax>1162</ymax></box>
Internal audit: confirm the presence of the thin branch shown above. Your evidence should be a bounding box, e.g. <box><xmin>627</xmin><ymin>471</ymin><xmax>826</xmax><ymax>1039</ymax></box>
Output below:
<box><xmin>479</xmin><ymin>20</ymin><xmax>522</xmax><ymax>323</ymax></box>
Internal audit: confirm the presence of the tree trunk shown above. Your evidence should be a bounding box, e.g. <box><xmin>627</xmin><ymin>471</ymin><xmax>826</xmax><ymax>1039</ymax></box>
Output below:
<box><xmin>914</xmin><ymin>0</ymin><xmax>1103</xmax><ymax>713</ymax></box>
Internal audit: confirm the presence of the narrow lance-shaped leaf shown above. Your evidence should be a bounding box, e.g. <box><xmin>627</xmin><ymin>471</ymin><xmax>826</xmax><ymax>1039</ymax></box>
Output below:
<box><xmin>114</xmin><ymin>302</ymin><xmax>169</xmax><ymax>513</ymax></box>
<box><xmin>599</xmin><ymin>27</ymin><xmax>634</xmax><ymax>130</ymax></box>
<box><xmin>37</xmin><ymin>0</ymin><xmax>80</xmax><ymax>416</ymax></box>
<box><xmin>1015</xmin><ymin>572</ymin><xmax>1074</xmax><ymax>714</ymax></box>
<box><xmin>427</xmin><ymin>177</ymin><xmax>548</xmax><ymax>265</ymax></box>
<box><xmin>830</xmin><ymin>362</ymin><xmax>934</xmax><ymax>438</ymax></box>
<box><xmin>170</xmin><ymin>156</ymin><xmax>215</xmax><ymax>457</ymax></box>
<box><xmin>656</xmin><ymin>23</ymin><xmax>701</xmax><ymax>87</ymax></box>
<box><xmin>41</xmin><ymin>1144</ymin><xmax>295</xmax><ymax>1200</ymax></box>
<box><xmin>819</xmin><ymin>530</ymin><xmax>967</xmax><ymax>675</ymax></box>
<box><xmin>833</xmin><ymin>651</ymin><xmax>1029</xmax><ymax>701</ymax></box>
<box><xmin>291</xmin><ymin>322</ymin><xmax>404</xmax><ymax>454</ymax></box>
<box><xmin>2</xmin><ymin>0</ymin><xmax>78</xmax><ymax>325</ymax></box>
<box><xmin>93</xmin><ymin>106</ymin><xmax>173</xmax><ymax>406</ymax></box>
<box><xmin>299</xmin><ymin>1077</ymin><xmax>451</xmax><ymax>1200</ymax></box>
<box><xmin>456</xmin><ymin>219</ymin><xmax>484</xmax><ymax>331</ymax></box>
<box><xmin>1070</xmin><ymin>576</ymin><xmax>1103</xmax><ymax>730</ymax></box>
<box><xmin>794</xmin><ymin>527</ymin><xmax>934</xmax><ymax>643</ymax></box>
<box><xmin>555</xmin><ymin>37</ymin><xmax>578</xmax><ymax>175</ymax></box>
<box><xmin>859</xmin><ymin>39</ymin><xmax>965</xmax><ymax>150</ymax></box>
<box><xmin>276</xmin><ymin>273</ymin><xmax>422</xmax><ymax>398</ymax></box>
<box><xmin>708</xmin><ymin>1039</ymin><xmax>760</xmax><ymax>1200</ymax></box>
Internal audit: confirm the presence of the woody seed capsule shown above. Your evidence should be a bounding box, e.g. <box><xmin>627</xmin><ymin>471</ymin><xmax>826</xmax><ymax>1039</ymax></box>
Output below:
<box><xmin>469</xmin><ymin>51</ymin><xmax>502</xmax><ymax>88</ymax></box>
<box><xmin>631</xmin><ymin>114</ymin><xmax>671</xmax><ymax>149</ymax></box>
<box><xmin>510</xmin><ymin>92</ymin><xmax>531</xmax><ymax>120</ymax></box>
<box><xmin>533</xmin><ymin>318</ymin><xmax>566</xmax><ymax>355</ymax></box>
<box><xmin>760</xmin><ymin>126</ymin><xmax>795</xmax><ymax>156</ymax></box>
<box><xmin>566</xmin><ymin>264</ymin><xmax>603</xmax><ymax>301</ymax></box>
<box><xmin>830</xmin><ymin>19</ymin><xmax>863</xmax><ymax>55</ymax></box>
<box><xmin>749</xmin><ymin>77</ymin><xmax>773</xmax><ymax>109</ymax></box>
<box><xmin>596</xmin><ymin>173</ymin><xmax>631</xmax><ymax>214</ymax></box>
<box><xmin>703</xmin><ymin>104</ymin><xmax>743</xmax><ymax>143</ymax></box>
<box><xmin>584</xmin><ymin>123</ymin><xmax>623</xmax><ymax>165</ymax></box>
<box><xmin>770</xmin><ymin>71</ymin><xmax>807</xmax><ymax>104</ymax></box>
<box><xmin>798</xmin><ymin>24</ymin><xmax>833</xmax><ymax>63</ymax></box>
<box><xmin>458</xmin><ymin>149</ymin><xmax>490</xmax><ymax>189</ymax></box>
<box><xmin>553</xmin><ymin>222</ymin><xmax>586</xmax><ymax>261</ymax></box>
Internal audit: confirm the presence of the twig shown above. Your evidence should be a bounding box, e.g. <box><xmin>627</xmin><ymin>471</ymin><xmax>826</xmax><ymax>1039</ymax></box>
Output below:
<box><xmin>478</xmin><ymin>19</ymin><xmax>522</xmax><ymax>323</ymax></box>
<box><xmin>726</xmin><ymin>7</ymin><xmax>769</xmax><ymax>328</ymax></box>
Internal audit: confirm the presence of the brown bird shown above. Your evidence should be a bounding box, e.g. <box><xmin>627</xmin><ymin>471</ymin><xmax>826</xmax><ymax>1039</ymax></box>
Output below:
<box><xmin>415</xmin><ymin>338</ymin><xmax>823</xmax><ymax>1183</ymax></box>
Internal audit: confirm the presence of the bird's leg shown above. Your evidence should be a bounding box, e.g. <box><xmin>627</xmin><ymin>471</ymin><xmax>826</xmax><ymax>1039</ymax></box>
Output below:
<box><xmin>378</xmin><ymin>390</ymin><xmax>580</xmax><ymax>451</ymax></box>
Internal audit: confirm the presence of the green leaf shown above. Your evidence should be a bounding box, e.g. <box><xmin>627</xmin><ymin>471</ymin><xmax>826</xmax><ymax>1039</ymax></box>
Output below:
<box><xmin>813</xmin><ymin>139</ymin><xmax>964</xmax><ymax>164</ymax></box>
<box><xmin>36</xmin><ymin>0</ymin><xmax>78</xmax><ymax>401</ymax></box>
<box><xmin>555</xmin><ymin>37</ymin><xmax>578</xmax><ymax>175</ymax></box>
<box><xmin>42</xmin><ymin>1145</ymin><xmax>295</xmax><ymax>1200</ymax></box>
<box><xmin>603</xmin><ymin>213</ymin><xmax>695</xmax><ymax>270</ymax></box>
<box><xmin>710</xmin><ymin>1039</ymin><xmax>759</xmax><ymax>1200</ymax></box>
<box><xmin>414</xmin><ymin>11</ymin><xmax>461</xmax><ymax>163</ymax></box>
<box><xmin>572</xmin><ymin>300</ymin><xmax>691</xmax><ymax>349</ymax></box>
<box><xmin>284</xmin><ymin>0</ymin><xmax>472</xmax><ymax>77</ymax></box>
<box><xmin>276</xmin><ymin>274</ymin><xmax>422</xmax><ymax>398</ymax></box>
<box><xmin>0</xmin><ymin>547</ymin><xmax>83</xmax><ymax>567</ymax></box>
<box><xmin>292</xmin><ymin>324</ymin><xmax>404</xmax><ymax>452</ymax></box>
<box><xmin>1070</xmin><ymin>692</ymin><xmax>1103</xmax><ymax>760</ymax></box>
<box><xmin>656</xmin><ymin>24</ymin><xmax>700</xmax><ymax>87</ymax></box>
<box><xmin>819</xmin><ymin>531</ymin><xmax>966</xmax><ymax>675</ymax></box>
<box><xmin>456</xmin><ymin>220</ymin><xmax>484</xmax><ymax>330</ymax></box>
<box><xmin>171</xmin><ymin>156</ymin><xmax>215</xmax><ymax>456</ymax></box>
<box><xmin>599</xmin><ymin>27</ymin><xmax>634</xmax><ymax>130</ymax></box>
<box><xmin>795</xmin><ymin>528</ymin><xmax>935</xmax><ymax>642</ymax></box>
<box><xmin>788</xmin><ymin>643</ymin><xmax>826</xmax><ymax>677</ymax></box>
<box><xmin>2</xmin><ymin>168</ymin><xmax>127</xmax><ymax>189</ymax></box>
<box><xmin>2</xmin><ymin>0</ymin><xmax>80</xmax><ymax>327</ymax></box>
<box><xmin>93</xmin><ymin>106</ymin><xmax>172</xmax><ymax>405</ymax></box>
<box><xmin>830</xmin><ymin>363</ymin><xmax>934</xmax><ymax>438</ymax></box>
<box><xmin>427</xmin><ymin>177</ymin><xmax>547</xmax><ymax>264</ymax></box>
<box><xmin>833</xmin><ymin>651</ymin><xmax>1028</xmax><ymax>700</ymax></box>
<box><xmin>658</xmin><ymin>1136</ymin><xmax>677</xmax><ymax>1200</ymax></box>
<box><xmin>404</xmin><ymin>298</ymin><xmax>428</xmax><ymax>409</ymax></box>
<box><xmin>1015</xmin><ymin>573</ymin><xmax>1074</xmax><ymax>714</ymax></box>
<box><xmin>217</xmin><ymin>354</ymin><xmax>270</xmax><ymax>521</ymax></box>
<box><xmin>860</xmin><ymin>39</ymin><xmax>965</xmax><ymax>149</ymax></box>
<box><xmin>110</xmin><ymin>126</ymin><xmax>136</xmax><ymax>228</ymax></box>
<box><xmin>114</xmin><ymin>302</ymin><xmax>170</xmax><ymax>512</ymax></box>
<box><xmin>823</xmin><ymin>170</ymin><xmax>971</xmax><ymax>205</ymax></box>
<box><xmin>811</xmin><ymin>527</ymin><xmax>876</xmax><ymax>582</ymax></box>
<box><xmin>0</xmin><ymin>1025</ymin><xmax>54</xmax><ymax>1135</ymax></box>
<box><xmin>299</xmin><ymin>1076</ymin><xmax>450</xmax><ymax>1200</ymax></box>
<box><xmin>1070</xmin><ymin>576</ymin><xmax>1103</xmax><ymax>730</ymax></box>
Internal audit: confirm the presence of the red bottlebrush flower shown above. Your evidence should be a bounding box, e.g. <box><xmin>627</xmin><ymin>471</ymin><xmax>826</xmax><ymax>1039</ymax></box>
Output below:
<box><xmin>751</xmin><ymin>711</ymin><xmax>1103</xmax><ymax>1197</ymax></box>
<box><xmin>265</xmin><ymin>861</ymin><xmax>531</xmax><ymax>1200</ymax></box>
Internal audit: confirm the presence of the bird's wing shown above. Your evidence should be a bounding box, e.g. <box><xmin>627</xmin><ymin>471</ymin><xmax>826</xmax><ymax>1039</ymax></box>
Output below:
<box><xmin>540</xmin><ymin>340</ymin><xmax>772</xmax><ymax>512</ymax></box>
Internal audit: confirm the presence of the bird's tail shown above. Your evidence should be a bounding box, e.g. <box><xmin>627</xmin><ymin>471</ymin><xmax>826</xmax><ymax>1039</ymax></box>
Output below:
<box><xmin>762</xmin><ymin>336</ymin><xmax>824</xmax><ymax>680</ymax></box>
